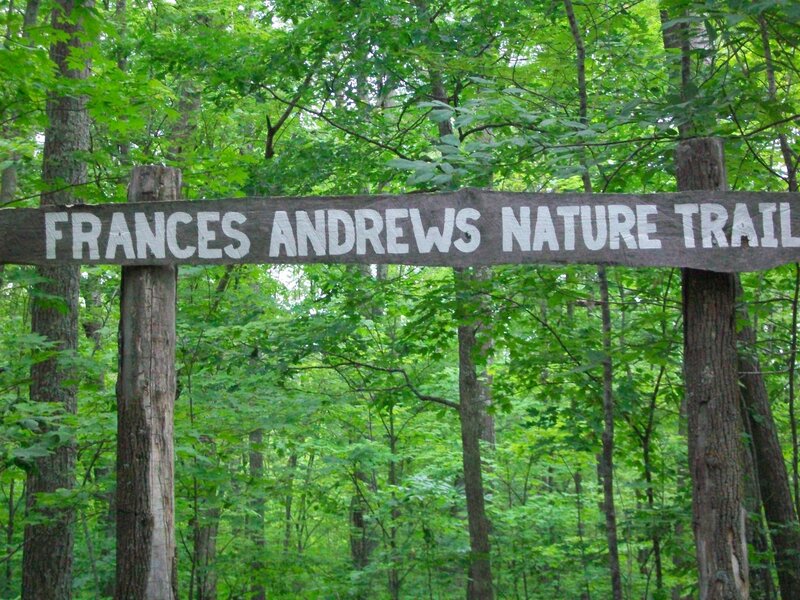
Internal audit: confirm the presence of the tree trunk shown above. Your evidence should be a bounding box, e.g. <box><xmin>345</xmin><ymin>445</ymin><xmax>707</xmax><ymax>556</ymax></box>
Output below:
<box><xmin>23</xmin><ymin>1</ymin><xmax>90</xmax><ymax>597</ymax></box>
<box><xmin>561</xmin><ymin>3</ymin><xmax>623</xmax><ymax>595</ymax></box>
<box><xmin>677</xmin><ymin>138</ymin><xmax>749</xmax><ymax>600</ymax></box>
<box><xmin>739</xmin><ymin>401</ymin><xmax>776</xmax><ymax>600</ymax></box>
<box><xmin>420</xmin><ymin>23</ymin><xmax>495</xmax><ymax>593</ymax></box>
<box><xmin>22</xmin><ymin>0</ymin><xmax>39</xmax><ymax>30</ymax></box>
<box><xmin>456</xmin><ymin>273</ymin><xmax>494</xmax><ymax>600</ymax></box>
<box><xmin>115</xmin><ymin>166</ymin><xmax>179</xmax><ymax>600</ymax></box>
<box><xmin>597</xmin><ymin>265</ymin><xmax>623</xmax><ymax>600</ymax></box>
<box><xmin>193</xmin><ymin>506</ymin><xmax>219</xmax><ymax>600</ymax></box>
<box><xmin>249</xmin><ymin>428</ymin><xmax>265</xmax><ymax>600</ymax></box>
<box><xmin>737</xmin><ymin>296</ymin><xmax>800</xmax><ymax>599</ymax></box>
<box><xmin>283</xmin><ymin>452</ymin><xmax>298</xmax><ymax>552</ymax></box>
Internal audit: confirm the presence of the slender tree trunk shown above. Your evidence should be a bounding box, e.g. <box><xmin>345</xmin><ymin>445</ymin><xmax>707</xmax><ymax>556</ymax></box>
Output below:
<box><xmin>789</xmin><ymin>268</ymin><xmax>800</xmax><ymax>519</ymax></box>
<box><xmin>23</xmin><ymin>1</ymin><xmax>90</xmax><ymax>597</ymax></box>
<box><xmin>0</xmin><ymin>153</ymin><xmax>13</xmax><ymax>286</ymax></box>
<box><xmin>193</xmin><ymin>504</ymin><xmax>219</xmax><ymax>600</ymax></box>
<box><xmin>4</xmin><ymin>480</ymin><xmax>16</xmax><ymax>596</ymax></box>
<box><xmin>189</xmin><ymin>432</ymin><xmax>220</xmax><ymax>600</ymax></box>
<box><xmin>0</xmin><ymin>157</ymin><xmax>16</xmax><ymax>205</ymax></box>
<box><xmin>283</xmin><ymin>452</ymin><xmax>298</xmax><ymax>552</ymax></box>
<box><xmin>597</xmin><ymin>266</ymin><xmax>623</xmax><ymax>600</ymax></box>
<box><xmin>677</xmin><ymin>138</ymin><xmax>749</xmax><ymax>600</ymax></box>
<box><xmin>562</xmin><ymin>2</ymin><xmax>623</xmax><ymax>595</ymax></box>
<box><xmin>573</xmin><ymin>471</ymin><xmax>591</xmax><ymax>600</ymax></box>
<box><xmin>421</xmin><ymin>33</ymin><xmax>495</xmax><ymax>596</ymax></box>
<box><xmin>759</xmin><ymin>17</ymin><xmax>798</xmax><ymax>194</ymax></box>
<box><xmin>739</xmin><ymin>396</ymin><xmax>776</xmax><ymax>600</ymax></box>
<box><xmin>387</xmin><ymin>407</ymin><xmax>401</xmax><ymax>600</ymax></box>
<box><xmin>115</xmin><ymin>0</ymin><xmax>130</xmax><ymax>164</ymax></box>
<box><xmin>737</xmin><ymin>294</ymin><xmax>800</xmax><ymax>599</ymax></box>
<box><xmin>456</xmin><ymin>275</ymin><xmax>494</xmax><ymax>600</ymax></box>
<box><xmin>641</xmin><ymin>437</ymin><xmax>664</xmax><ymax>591</ymax></box>
<box><xmin>349</xmin><ymin>463</ymin><xmax>376</xmax><ymax>594</ymax></box>
<box><xmin>249</xmin><ymin>429</ymin><xmax>265</xmax><ymax>600</ymax></box>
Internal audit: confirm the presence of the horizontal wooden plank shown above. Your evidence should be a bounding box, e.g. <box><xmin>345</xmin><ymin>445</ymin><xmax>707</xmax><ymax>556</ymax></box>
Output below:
<box><xmin>1</xmin><ymin>189</ymin><xmax>799</xmax><ymax>272</ymax></box>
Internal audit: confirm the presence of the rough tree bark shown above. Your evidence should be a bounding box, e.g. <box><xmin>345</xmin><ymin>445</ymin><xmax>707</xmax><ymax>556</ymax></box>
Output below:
<box><xmin>456</xmin><ymin>295</ymin><xmax>495</xmax><ymax>600</ymax></box>
<box><xmin>677</xmin><ymin>138</ymin><xmax>749</xmax><ymax>600</ymax></box>
<box><xmin>115</xmin><ymin>166</ymin><xmax>179</xmax><ymax>600</ymax></box>
<box><xmin>22</xmin><ymin>1</ymin><xmax>89</xmax><ymax>597</ymax></box>
<box><xmin>738</xmin><ymin>303</ymin><xmax>800</xmax><ymax>599</ymax></box>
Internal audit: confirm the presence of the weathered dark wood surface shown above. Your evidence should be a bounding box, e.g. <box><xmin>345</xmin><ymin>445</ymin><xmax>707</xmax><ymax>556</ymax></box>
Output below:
<box><xmin>2</xmin><ymin>189</ymin><xmax>800</xmax><ymax>271</ymax></box>
<box><xmin>116</xmin><ymin>166</ymin><xmax>178</xmax><ymax>599</ymax></box>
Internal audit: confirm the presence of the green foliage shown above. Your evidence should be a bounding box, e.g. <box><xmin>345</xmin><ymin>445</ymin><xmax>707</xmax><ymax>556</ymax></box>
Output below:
<box><xmin>0</xmin><ymin>0</ymin><xmax>799</xmax><ymax>597</ymax></box>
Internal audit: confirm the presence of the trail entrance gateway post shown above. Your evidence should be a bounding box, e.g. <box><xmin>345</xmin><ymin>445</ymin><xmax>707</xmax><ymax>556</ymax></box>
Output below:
<box><xmin>3</xmin><ymin>158</ymin><xmax>800</xmax><ymax>598</ymax></box>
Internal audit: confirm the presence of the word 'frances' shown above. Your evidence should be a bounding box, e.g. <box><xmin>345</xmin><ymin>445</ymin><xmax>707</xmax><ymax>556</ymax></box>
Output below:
<box><xmin>45</xmin><ymin>211</ymin><xmax>251</xmax><ymax>260</ymax></box>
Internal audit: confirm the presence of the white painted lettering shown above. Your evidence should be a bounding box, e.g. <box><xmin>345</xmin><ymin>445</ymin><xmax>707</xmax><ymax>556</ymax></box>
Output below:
<box><xmin>166</xmin><ymin>212</ymin><xmax>196</xmax><ymax>259</ymax></box>
<box><xmin>296</xmin><ymin>211</ymin><xmax>326</xmax><ymax>256</ymax></box>
<box><xmin>45</xmin><ymin>212</ymin><xmax>68</xmax><ymax>259</ymax></box>
<box><xmin>135</xmin><ymin>212</ymin><xmax>166</xmax><ymax>259</ymax></box>
<box><xmin>581</xmin><ymin>206</ymin><xmax>607</xmax><ymax>250</ymax></box>
<box><xmin>731</xmin><ymin>203</ymin><xmax>758</xmax><ymax>248</ymax></box>
<box><xmin>72</xmin><ymin>213</ymin><xmax>102</xmax><ymax>260</ymax></box>
<box><xmin>410</xmin><ymin>208</ymin><xmax>454</xmax><ymax>253</ymax></box>
<box><xmin>780</xmin><ymin>203</ymin><xmax>800</xmax><ymax>248</ymax></box>
<box><xmin>222</xmin><ymin>212</ymin><xmax>250</xmax><ymax>259</ymax></box>
<box><xmin>106</xmin><ymin>212</ymin><xmax>136</xmax><ymax>260</ymax></box>
<box><xmin>557</xmin><ymin>206</ymin><xmax>580</xmax><ymax>251</ymax></box>
<box><xmin>197</xmin><ymin>212</ymin><xmax>222</xmax><ymax>259</ymax></box>
<box><xmin>608</xmin><ymin>205</ymin><xmax>637</xmax><ymax>250</ymax></box>
<box><xmin>269</xmin><ymin>211</ymin><xmax>296</xmax><ymax>257</ymax></box>
<box><xmin>532</xmin><ymin>206</ymin><xmax>558</xmax><ymax>251</ymax></box>
<box><xmin>385</xmin><ymin>209</ymin><xmax>410</xmax><ymax>254</ymax></box>
<box><xmin>759</xmin><ymin>203</ymin><xmax>778</xmax><ymax>248</ymax></box>
<box><xmin>454</xmin><ymin>208</ymin><xmax>480</xmax><ymax>253</ymax></box>
<box><xmin>502</xmin><ymin>206</ymin><xmax>530</xmax><ymax>252</ymax></box>
<box><xmin>328</xmin><ymin>210</ymin><xmax>355</xmax><ymax>255</ymax></box>
<box><xmin>354</xmin><ymin>209</ymin><xmax>385</xmax><ymax>255</ymax></box>
<box><xmin>635</xmin><ymin>205</ymin><xmax>661</xmax><ymax>249</ymax></box>
<box><xmin>700</xmin><ymin>203</ymin><xmax>728</xmax><ymax>248</ymax></box>
<box><xmin>674</xmin><ymin>204</ymin><xmax>699</xmax><ymax>248</ymax></box>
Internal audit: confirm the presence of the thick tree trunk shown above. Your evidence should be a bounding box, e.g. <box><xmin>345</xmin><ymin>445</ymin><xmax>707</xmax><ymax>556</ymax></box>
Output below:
<box><xmin>22</xmin><ymin>1</ymin><xmax>90</xmax><ymax>597</ymax></box>
<box><xmin>115</xmin><ymin>166</ymin><xmax>179</xmax><ymax>600</ymax></box>
<box><xmin>677</xmin><ymin>138</ymin><xmax>749</xmax><ymax>600</ymax></box>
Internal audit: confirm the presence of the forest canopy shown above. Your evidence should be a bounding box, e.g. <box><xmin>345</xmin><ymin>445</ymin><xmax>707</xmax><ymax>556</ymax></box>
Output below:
<box><xmin>1</xmin><ymin>0</ymin><xmax>799</xmax><ymax>599</ymax></box>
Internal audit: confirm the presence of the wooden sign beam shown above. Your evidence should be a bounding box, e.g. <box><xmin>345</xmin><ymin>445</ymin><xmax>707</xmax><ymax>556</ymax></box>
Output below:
<box><xmin>2</xmin><ymin>189</ymin><xmax>799</xmax><ymax>272</ymax></box>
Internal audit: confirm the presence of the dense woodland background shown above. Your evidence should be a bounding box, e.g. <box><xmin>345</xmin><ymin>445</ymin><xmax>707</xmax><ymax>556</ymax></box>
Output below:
<box><xmin>1</xmin><ymin>0</ymin><xmax>800</xmax><ymax>598</ymax></box>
